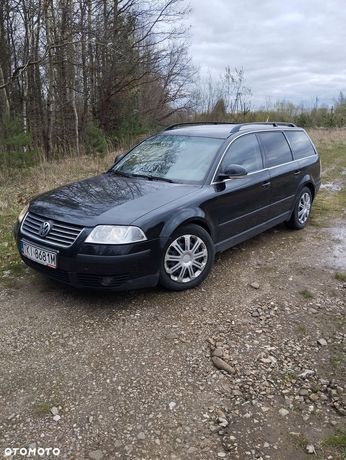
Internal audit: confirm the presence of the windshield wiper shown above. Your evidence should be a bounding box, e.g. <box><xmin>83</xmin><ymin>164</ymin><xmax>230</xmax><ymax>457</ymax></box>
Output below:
<box><xmin>146</xmin><ymin>175</ymin><xmax>175</xmax><ymax>183</ymax></box>
<box><xmin>109</xmin><ymin>170</ymin><xmax>174</xmax><ymax>183</ymax></box>
<box><xmin>108</xmin><ymin>170</ymin><xmax>133</xmax><ymax>178</ymax></box>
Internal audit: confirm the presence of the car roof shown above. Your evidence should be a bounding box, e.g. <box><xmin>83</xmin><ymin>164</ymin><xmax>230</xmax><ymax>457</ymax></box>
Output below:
<box><xmin>161</xmin><ymin>122</ymin><xmax>303</xmax><ymax>139</ymax></box>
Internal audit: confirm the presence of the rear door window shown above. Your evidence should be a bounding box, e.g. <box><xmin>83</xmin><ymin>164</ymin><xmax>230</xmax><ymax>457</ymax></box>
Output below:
<box><xmin>221</xmin><ymin>134</ymin><xmax>263</xmax><ymax>173</ymax></box>
<box><xmin>285</xmin><ymin>131</ymin><xmax>316</xmax><ymax>160</ymax></box>
<box><xmin>258</xmin><ymin>132</ymin><xmax>293</xmax><ymax>168</ymax></box>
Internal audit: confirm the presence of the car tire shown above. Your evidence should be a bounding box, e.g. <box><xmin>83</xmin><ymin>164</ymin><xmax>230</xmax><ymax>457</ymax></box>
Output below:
<box><xmin>159</xmin><ymin>224</ymin><xmax>215</xmax><ymax>291</ymax></box>
<box><xmin>286</xmin><ymin>187</ymin><xmax>313</xmax><ymax>230</ymax></box>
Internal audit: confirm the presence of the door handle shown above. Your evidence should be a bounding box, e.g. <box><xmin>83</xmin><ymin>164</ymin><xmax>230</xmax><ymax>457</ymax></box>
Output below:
<box><xmin>262</xmin><ymin>181</ymin><xmax>271</xmax><ymax>188</ymax></box>
<box><xmin>294</xmin><ymin>170</ymin><xmax>301</xmax><ymax>175</ymax></box>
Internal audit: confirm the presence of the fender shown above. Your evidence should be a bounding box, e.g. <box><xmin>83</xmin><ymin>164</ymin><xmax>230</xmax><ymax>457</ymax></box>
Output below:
<box><xmin>159</xmin><ymin>207</ymin><xmax>215</xmax><ymax>243</ymax></box>
<box><xmin>288</xmin><ymin>174</ymin><xmax>316</xmax><ymax>219</ymax></box>
<box><xmin>297</xmin><ymin>174</ymin><xmax>316</xmax><ymax>198</ymax></box>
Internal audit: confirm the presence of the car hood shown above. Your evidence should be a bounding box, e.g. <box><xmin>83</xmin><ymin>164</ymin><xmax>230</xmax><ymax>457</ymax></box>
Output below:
<box><xmin>29</xmin><ymin>173</ymin><xmax>199</xmax><ymax>226</ymax></box>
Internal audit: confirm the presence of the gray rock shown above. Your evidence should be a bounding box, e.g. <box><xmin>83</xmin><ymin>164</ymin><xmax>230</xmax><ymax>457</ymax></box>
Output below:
<box><xmin>233</xmin><ymin>389</ymin><xmax>243</xmax><ymax>397</ymax></box>
<box><xmin>213</xmin><ymin>347</ymin><xmax>223</xmax><ymax>358</ymax></box>
<box><xmin>299</xmin><ymin>370</ymin><xmax>315</xmax><ymax>378</ymax></box>
<box><xmin>212</xmin><ymin>356</ymin><xmax>236</xmax><ymax>374</ymax></box>
<box><xmin>137</xmin><ymin>432</ymin><xmax>146</xmax><ymax>440</ymax></box>
<box><xmin>309</xmin><ymin>393</ymin><xmax>319</xmax><ymax>401</ymax></box>
<box><xmin>50</xmin><ymin>407</ymin><xmax>59</xmax><ymax>416</ymax></box>
<box><xmin>306</xmin><ymin>444</ymin><xmax>316</xmax><ymax>454</ymax></box>
<box><xmin>52</xmin><ymin>414</ymin><xmax>61</xmax><ymax>422</ymax></box>
<box><xmin>299</xmin><ymin>389</ymin><xmax>309</xmax><ymax>396</ymax></box>
<box><xmin>278</xmin><ymin>408</ymin><xmax>289</xmax><ymax>416</ymax></box>
<box><xmin>217</xmin><ymin>417</ymin><xmax>228</xmax><ymax>427</ymax></box>
<box><xmin>317</xmin><ymin>338</ymin><xmax>328</xmax><ymax>346</ymax></box>
<box><xmin>89</xmin><ymin>451</ymin><xmax>104</xmax><ymax>460</ymax></box>
<box><xmin>250</xmin><ymin>282</ymin><xmax>260</xmax><ymax>289</ymax></box>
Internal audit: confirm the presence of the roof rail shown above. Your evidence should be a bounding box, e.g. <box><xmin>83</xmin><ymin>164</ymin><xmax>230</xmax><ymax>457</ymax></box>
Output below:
<box><xmin>163</xmin><ymin>122</ymin><xmax>234</xmax><ymax>131</ymax></box>
<box><xmin>230</xmin><ymin>122</ymin><xmax>296</xmax><ymax>133</ymax></box>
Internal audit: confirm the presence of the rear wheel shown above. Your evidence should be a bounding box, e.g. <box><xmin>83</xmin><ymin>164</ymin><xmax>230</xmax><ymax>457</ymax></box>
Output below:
<box><xmin>159</xmin><ymin>224</ymin><xmax>215</xmax><ymax>291</ymax></box>
<box><xmin>286</xmin><ymin>187</ymin><xmax>313</xmax><ymax>230</ymax></box>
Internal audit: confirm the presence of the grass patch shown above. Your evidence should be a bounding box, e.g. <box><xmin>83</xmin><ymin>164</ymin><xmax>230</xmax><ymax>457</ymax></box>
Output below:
<box><xmin>322</xmin><ymin>429</ymin><xmax>346</xmax><ymax>457</ymax></box>
<box><xmin>330</xmin><ymin>355</ymin><xmax>344</xmax><ymax>367</ymax></box>
<box><xmin>335</xmin><ymin>272</ymin><xmax>346</xmax><ymax>282</ymax></box>
<box><xmin>308</xmin><ymin>131</ymin><xmax>346</xmax><ymax>225</ymax></box>
<box><xmin>34</xmin><ymin>402</ymin><xmax>52</xmax><ymax>416</ymax></box>
<box><xmin>289</xmin><ymin>432</ymin><xmax>309</xmax><ymax>450</ymax></box>
<box><xmin>296</xmin><ymin>324</ymin><xmax>307</xmax><ymax>335</ymax></box>
<box><xmin>300</xmin><ymin>289</ymin><xmax>314</xmax><ymax>299</ymax></box>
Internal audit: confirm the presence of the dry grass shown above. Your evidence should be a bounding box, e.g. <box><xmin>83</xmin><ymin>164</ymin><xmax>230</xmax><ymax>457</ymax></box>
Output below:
<box><xmin>0</xmin><ymin>151</ymin><xmax>118</xmax><ymax>277</ymax></box>
<box><xmin>308</xmin><ymin>129</ymin><xmax>346</xmax><ymax>225</ymax></box>
<box><xmin>308</xmin><ymin>127</ymin><xmax>346</xmax><ymax>144</ymax></box>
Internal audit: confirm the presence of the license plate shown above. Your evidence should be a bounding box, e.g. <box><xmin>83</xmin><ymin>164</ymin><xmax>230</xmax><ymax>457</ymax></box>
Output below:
<box><xmin>20</xmin><ymin>240</ymin><xmax>58</xmax><ymax>268</ymax></box>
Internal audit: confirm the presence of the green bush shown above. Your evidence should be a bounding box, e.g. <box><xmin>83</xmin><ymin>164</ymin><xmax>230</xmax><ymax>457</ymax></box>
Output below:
<box><xmin>0</xmin><ymin>116</ymin><xmax>32</xmax><ymax>149</ymax></box>
<box><xmin>0</xmin><ymin>116</ymin><xmax>37</xmax><ymax>169</ymax></box>
<box><xmin>85</xmin><ymin>122</ymin><xmax>108</xmax><ymax>156</ymax></box>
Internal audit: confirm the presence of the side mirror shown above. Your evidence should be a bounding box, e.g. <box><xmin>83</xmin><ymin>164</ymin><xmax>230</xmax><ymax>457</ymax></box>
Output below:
<box><xmin>114</xmin><ymin>152</ymin><xmax>126</xmax><ymax>164</ymax></box>
<box><xmin>218</xmin><ymin>164</ymin><xmax>248</xmax><ymax>180</ymax></box>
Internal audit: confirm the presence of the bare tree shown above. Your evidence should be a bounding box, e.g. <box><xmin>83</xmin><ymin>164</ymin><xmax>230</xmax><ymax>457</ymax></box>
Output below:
<box><xmin>0</xmin><ymin>0</ymin><xmax>193</xmax><ymax>156</ymax></box>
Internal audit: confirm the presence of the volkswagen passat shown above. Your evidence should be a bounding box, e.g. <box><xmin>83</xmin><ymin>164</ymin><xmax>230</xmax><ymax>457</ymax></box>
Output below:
<box><xmin>15</xmin><ymin>122</ymin><xmax>321</xmax><ymax>291</ymax></box>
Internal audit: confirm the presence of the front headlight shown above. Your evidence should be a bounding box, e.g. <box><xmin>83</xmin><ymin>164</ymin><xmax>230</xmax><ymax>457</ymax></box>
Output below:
<box><xmin>18</xmin><ymin>203</ymin><xmax>29</xmax><ymax>224</ymax></box>
<box><xmin>85</xmin><ymin>225</ymin><xmax>147</xmax><ymax>244</ymax></box>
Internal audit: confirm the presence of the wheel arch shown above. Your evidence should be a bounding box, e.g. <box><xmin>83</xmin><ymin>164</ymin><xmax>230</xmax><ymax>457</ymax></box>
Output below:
<box><xmin>160</xmin><ymin>208</ymin><xmax>215</xmax><ymax>243</ymax></box>
<box><xmin>303</xmin><ymin>181</ymin><xmax>316</xmax><ymax>201</ymax></box>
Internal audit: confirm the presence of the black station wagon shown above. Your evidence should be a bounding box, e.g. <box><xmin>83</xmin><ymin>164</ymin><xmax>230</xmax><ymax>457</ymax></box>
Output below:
<box><xmin>15</xmin><ymin>122</ymin><xmax>321</xmax><ymax>291</ymax></box>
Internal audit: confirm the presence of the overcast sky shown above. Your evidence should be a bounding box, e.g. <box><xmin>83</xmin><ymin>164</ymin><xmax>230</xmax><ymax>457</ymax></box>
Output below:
<box><xmin>187</xmin><ymin>0</ymin><xmax>346</xmax><ymax>108</ymax></box>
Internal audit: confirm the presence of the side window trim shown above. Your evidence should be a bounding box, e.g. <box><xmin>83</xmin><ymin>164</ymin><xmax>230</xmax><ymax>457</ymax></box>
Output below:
<box><xmin>284</xmin><ymin>129</ymin><xmax>318</xmax><ymax>160</ymax></box>
<box><xmin>258</xmin><ymin>130</ymin><xmax>294</xmax><ymax>168</ymax></box>
<box><xmin>255</xmin><ymin>132</ymin><xmax>266</xmax><ymax>171</ymax></box>
<box><xmin>218</xmin><ymin>133</ymin><xmax>264</xmax><ymax>174</ymax></box>
<box><xmin>282</xmin><ymin>131</ymin><xmax>295</xmax><ymax>159</ymax></box>
<box><xmin>210</xmin><ymin>129</ymin><xmax>316</xmax><ymax>184</ymax></box>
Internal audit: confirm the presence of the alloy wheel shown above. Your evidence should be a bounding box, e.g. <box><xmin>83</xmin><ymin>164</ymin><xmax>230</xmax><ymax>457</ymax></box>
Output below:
<box><xmin>164</xmin><ymin>234</ymin><xmax>208</xmax><ymax>283</ymax></box>
<box><xmin>298</xmin><ymin>192</ymin><xmax>311</xmax><ymax>224</ymax></box>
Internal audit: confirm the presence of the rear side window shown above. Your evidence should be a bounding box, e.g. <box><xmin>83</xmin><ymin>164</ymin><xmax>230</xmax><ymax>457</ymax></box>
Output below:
<box><xmin>221</xmin><ymin>134</ymin><xmax>263</xmax><ymax>173</ymax></box>
<box><xmin>285</xmin><ymin>131</ymin><xmax>316</xmax><ymax>159</ymax></box>
<box><xmin>258</xmin><ymin>132</ymin><xmax>293</xmax><ymax>168</ymax></box>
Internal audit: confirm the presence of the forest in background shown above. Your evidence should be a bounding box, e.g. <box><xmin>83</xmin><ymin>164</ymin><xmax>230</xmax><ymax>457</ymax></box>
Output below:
<box><xmin>0</xmin><ymin>0</ymin><xmax>193</xmax><ymax>163</ymax></box>
<box><xmin>1</xmin><ymin>0</ymin><xmax>346</xmax><ymax>169</ymax></box>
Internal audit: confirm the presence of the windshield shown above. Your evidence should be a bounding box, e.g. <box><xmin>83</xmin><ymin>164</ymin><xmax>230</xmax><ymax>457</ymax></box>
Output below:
<box><xmin>112</xmin><ymin>134</ymin><xmax>223</xmax><ymax>184</ymax></box>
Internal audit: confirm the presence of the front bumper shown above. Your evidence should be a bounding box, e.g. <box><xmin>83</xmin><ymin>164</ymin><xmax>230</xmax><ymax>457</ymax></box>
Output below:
<box><xmin>16</xmin><ymin>227</ymin><xmax>162</xmax><ymax>290</ymax></box>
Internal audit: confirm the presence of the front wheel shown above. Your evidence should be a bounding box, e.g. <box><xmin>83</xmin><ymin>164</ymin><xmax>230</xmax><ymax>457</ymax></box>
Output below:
<box><xmin>159</xmin><ymin>224</ymin><xmax>215</xmax><ymax>291</ymax></box>
<box><xmin>286</xmin><ymin>187</ymin><xmax>313</xmax><ymax>230</ymax></box>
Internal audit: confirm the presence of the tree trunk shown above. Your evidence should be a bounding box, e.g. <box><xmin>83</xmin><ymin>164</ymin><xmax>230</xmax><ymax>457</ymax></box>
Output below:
<box><xmin>0</xmin><ymin>64</ymin><xmax>10</xmax><ymax>116</ymax></box>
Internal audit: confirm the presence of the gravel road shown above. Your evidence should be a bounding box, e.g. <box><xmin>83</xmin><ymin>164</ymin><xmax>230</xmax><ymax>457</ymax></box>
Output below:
<box><xmin>1</xmin><ymin>221</ymin><xmax>345</xmax><ymax>460</ymax></box>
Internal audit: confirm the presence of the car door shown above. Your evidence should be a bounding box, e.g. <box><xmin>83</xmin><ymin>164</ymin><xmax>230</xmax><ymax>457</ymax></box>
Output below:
<box><xmin>205</xmin><ymin>133</ymin><xmax>271</xmax><ymax>245</ymax></box>
<box><xmin>257</xmin><ymin>131</ymin><xmax>300</xmax><ymax>220</ymax></box>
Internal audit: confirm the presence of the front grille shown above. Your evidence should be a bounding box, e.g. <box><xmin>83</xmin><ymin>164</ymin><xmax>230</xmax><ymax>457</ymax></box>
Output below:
<box><xmin>22</xmin><ymin>212</ymin><xmax>84</xmax><ymax>248</ymax></box>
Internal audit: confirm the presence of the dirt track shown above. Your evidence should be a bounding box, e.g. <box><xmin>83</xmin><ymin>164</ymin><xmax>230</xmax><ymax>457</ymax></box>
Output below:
<box><xmin>0</xmin><ymin>221</ymin><xmax>345</xmax><ymax>459</ymax></box>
